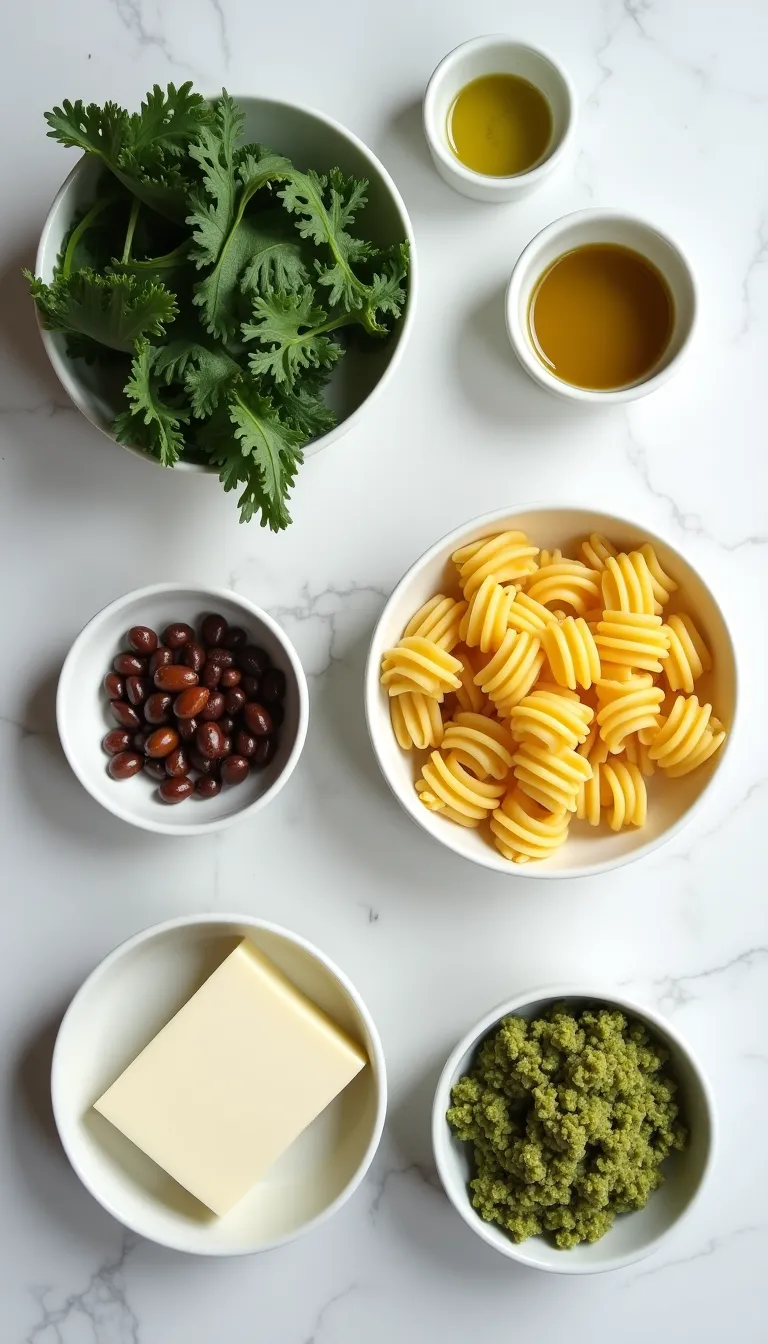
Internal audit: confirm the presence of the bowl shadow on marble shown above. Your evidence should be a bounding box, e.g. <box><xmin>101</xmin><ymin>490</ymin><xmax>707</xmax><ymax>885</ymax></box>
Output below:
<box><xmin>13</xmin><ymin>661</ymin><xmax>167</xmax><ymax>858</ymax></box>
<box><xmin>313</xmin><ymin>623</ymin><xmax>534</xmax><ymax>897</ymax></box>
<box><xmin>452</xmin><ymin>279</ymin><xmax>613</xmax><ymax>433</ymax></box>
<box><xmin>375</xmin><ymin>1056</ymin><xmax>531</xmax><ymax>1282</ymax></box>
<box><xmin>379</xmin><ymin>99</ymin><xmax>486</xmax><ymax>223</ymax></box>
<box><xmin>11</xmin><ymin>1003</ymin><xmax>124</xmax><ymax>1243</ymax></box>
<box><xmin>0</xmin><ymin>244</ymin><xmax>63</xmax><ymax>402</ymax></box>
<box><xmin>0</xmin><ymin>245</ymin><xmax>235</xmax><ymax>545</ymax></box>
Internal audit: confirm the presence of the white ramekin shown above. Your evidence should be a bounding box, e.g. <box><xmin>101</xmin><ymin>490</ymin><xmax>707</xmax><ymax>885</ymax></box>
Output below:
<box><xmin>506</xmin><ymin>209</ymin><xmax>697</xmax><ymax>402</ymax></box>
<box><xmin>423</xmin><ymin>35</ymin><xmax>576</xmax><ymax>202</ymax></box>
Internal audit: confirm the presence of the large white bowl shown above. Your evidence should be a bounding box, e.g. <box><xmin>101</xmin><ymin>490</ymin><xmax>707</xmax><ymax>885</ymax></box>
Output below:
<box><xmin>57</xmin><ymin>583</ymin><xmax>309</xmax><ymax>835</ymax></box>
<box><xmin>432</xmin><ymin>986</ymin><xmax>715</xmax><ymax>1274</ymax></box>
<box><xmin>365</xmin><ymin>506</ymin><xmax>736</xmax><ymax>878</ymax></box>
<box><xmin>35</xmin><ymin>95</ymin><xmax>417</xmax><ymax>471</ymax></box>
<box><xmin>52</xmin><ymin>914</ymin><xmax>387</xmax><ymax>1255</ymax></box>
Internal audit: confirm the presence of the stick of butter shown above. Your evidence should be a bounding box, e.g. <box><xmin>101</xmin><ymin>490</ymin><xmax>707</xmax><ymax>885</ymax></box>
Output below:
<box><xmin>93</xmin><ymin>939</ymin><xmax>367</xmax><ymax>1216</ymax></box>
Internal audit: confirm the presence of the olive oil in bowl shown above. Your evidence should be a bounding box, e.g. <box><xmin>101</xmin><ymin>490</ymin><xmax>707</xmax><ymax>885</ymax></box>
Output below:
<box><xmin>528</xmin><ymin>244</ymin><xmax>674</xmax><ymax>391</ymax></box>
<box><xmin>447</xmin><ymin>73</ymin><xmax>553</xmax><ymax>177</ymax></box>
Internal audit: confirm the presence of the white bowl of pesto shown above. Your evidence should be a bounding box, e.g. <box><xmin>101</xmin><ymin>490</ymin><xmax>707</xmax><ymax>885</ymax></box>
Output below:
<box><xmin>432</xmin><ymin>987</ymin><xmax>715</xmax><ymax>1274</ymax></box>
<box><xmin>52</xmin><ymin>913</ymin><xmax>387</xmax><ymax>1255</ymax></box>
<box><xmin>32</xmin><ymin>90</ymin><xmax>416</xmax><ymax>515</ymax></box>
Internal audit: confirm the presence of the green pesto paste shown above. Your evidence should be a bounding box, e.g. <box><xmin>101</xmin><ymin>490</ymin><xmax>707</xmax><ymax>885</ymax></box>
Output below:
<box><xmin>446</xmin><ymin>1005</ymin><xmax>687</xmax><ymax>1248</ymax></box>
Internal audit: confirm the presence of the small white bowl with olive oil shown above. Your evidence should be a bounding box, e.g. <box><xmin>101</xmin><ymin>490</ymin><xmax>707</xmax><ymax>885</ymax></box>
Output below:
<box><xmin>506</xmin><ymin>209</ymin><xmax>697</xmax><ymax>402</ymax></box>
<box><xmin>423</xmin><ymin>35</ymin><xmax>576</xmax><ymax>202</ymax></box>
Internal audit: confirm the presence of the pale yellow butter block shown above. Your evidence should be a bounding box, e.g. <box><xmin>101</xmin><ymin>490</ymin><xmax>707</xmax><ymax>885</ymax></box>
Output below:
<box><xmin>93</xmin><ymin>939</ymin><xmax>367</xmax><ymax>1216</ymax></box>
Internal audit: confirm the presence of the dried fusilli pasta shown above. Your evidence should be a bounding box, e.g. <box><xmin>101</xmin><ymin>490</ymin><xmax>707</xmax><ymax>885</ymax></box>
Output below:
<box><xmin>382</xmin><ymin>525</ymin><xmax>728</xmax><ymax>863</ymax></box>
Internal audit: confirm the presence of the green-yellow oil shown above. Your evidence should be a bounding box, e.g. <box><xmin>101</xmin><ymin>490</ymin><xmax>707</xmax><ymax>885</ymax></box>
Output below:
<box><xmin>447</xmin><ymin>73</ymin><xmax>553</xmax><ymax>177</ymax></box>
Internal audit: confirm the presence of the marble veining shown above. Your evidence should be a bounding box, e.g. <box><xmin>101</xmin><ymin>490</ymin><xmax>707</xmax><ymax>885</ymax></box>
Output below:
<box><xmin>2</xmin><ymin>0</ymin><xmax>767</xmax><ymax>1340</ymax></box>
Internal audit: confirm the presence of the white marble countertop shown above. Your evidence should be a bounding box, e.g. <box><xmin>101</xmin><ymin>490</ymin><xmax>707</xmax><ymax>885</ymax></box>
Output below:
<box><xmin>2</xmin><ymin>0</ymin><xmax>767</xmax><ymax>1339</ymax></box>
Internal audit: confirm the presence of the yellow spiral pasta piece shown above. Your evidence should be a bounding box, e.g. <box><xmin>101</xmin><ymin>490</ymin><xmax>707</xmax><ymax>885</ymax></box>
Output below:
<box><xmin>441</xmin><ymin>713</ymin><xmax>515</xmax><ymax>780</ymax></box>
<box><xmin>542</xmin><ymin>616</ymin><xmax>601</xmax><ymax>690</ymax></box>
<box><xmin>509</xmin><ymin>689</ymin><xmax>593</xmax><ymax>753</ymax></box>
<box><xmin>474</xmin><ymin>631</ymin><xmax>545</xmax><ymax>716</ymax></box>
<box><xmin>594</xmin><ymin>611</ymin><xmax>670</xmax><ymax>673</ymax></box>
<box><xmin>416</xmin><ymin>751</ymin><xmax>505</xmax><ymax>826</ymax></box>
<box><xmin>600</xmin><ymin>662</ymin><xmax>634</xmax><ymax>681</ymax></box>
<box><xmin>580</xmin><ymin>532</ymin><xmax>618</xmax><ymax>571</ymax></box>
<box><xmin>452</xmin><ymin>531</ymin><xmax>539</xmax><ymax>598</ymax></box>
<box><xmin>452</xmin><ymin>646</ymin><xmax>485</xmax><ymax>713</ymax></box>
<box><xmin>537</xmin><ymin>547</ymin><xmax>566</xmax><ymax>568</ymax></box>
<box><xmin>381</xmin><ymin>637</ymin><xmax>462</xmax><ymax>697</ymax></box>
<box><xmin>402</xmin><ymin>594</ymin><xmax>467</xmax><ymax>651</ymax></box>
<box><xmin>663</xmin><ymin>613</ymin><xmax>713</xmax><ymax>694</ymax></box>
<box><xmin>596</xmin><ymin>674</ymin><xmax>665</xmax><ymax>753</ymax></box>
<box><xmin>512</xmin><ymin>740</ymin><xmax>593</xmax><ymax>813</ymax></box>
<box><xmin>624</xmin><ymin>732</ymin><xmax>656</xmax><ymax>776</ymax></box>
<box><xmin>506</xmin><ymin>591</ymin><xmax>559</xmax><ymax>636</ymax></box>
<box><xmin>459</xmin><ymin>577</ymin><xmax>516</xmax><ymax>653</ymax></box>
<box><xmin>390</xmin><ymin>693</ymin><xmax>444</xmax><ymax>751</ymax></box>
<box><xmin>601</xmin><ymin>552</ymin><xmax>660</xmax><ymax>616</ymax></box>
<box><xmin>575</xmin><ymin>726</ymin><xmax>610</xmax><ymax>825</ymax></box>
<box><xmin>647</xmin><ymin>696</ymin><xmax>726</xmax><ymax>776</ymax></box>
<box><xmin>600</xmin><ymin>760</ymin><xmax>648</xmax><ymax>829</ymax></box>
<box><xmin>490</xmin><ymin>788</ymin><xmax>570</xmax><ymax>863</ymax></box>
<box><xmin>638</xmin><ymin>544</ymin><xmax>677</xmax><ymax>607</ymax></box>
<box><xmin>526</xmin><ymin>561</ymin><xmax>602</xmax><ymax>616</ymax></box>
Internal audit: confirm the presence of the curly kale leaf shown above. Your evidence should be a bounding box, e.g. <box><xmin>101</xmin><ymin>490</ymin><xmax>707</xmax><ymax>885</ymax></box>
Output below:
<box><xmin>26</xmin><ymin>269</ymin><xmax>177</xmax><ymax>351</ymax></box>
<box><xmin>154</xmin><ymin>337</ymin><xmax>241</xmax><ymax>418</ymax></box>
<box><xmin>44</xmin><ymin>84</ymin><xmax>211</xmax><ymax>220</ymax></box>
<box><xmin>113</xmin><ymin>338</ymin><xmax>189</xmax><ymax>465</ymax></box>
<box><xmin>242</xmin><ymin>287</ymin><xmax>347</xmax><ymax>388</ymax></box>
<box><xmin>199</xmin><ymin>381</ymin><xmax>304</xmax><ymax>530</ymax></box>
<box><xmin>188</xmin><ymin>117</ymin><xmax>293</xmax><ymax>338</ymax></box>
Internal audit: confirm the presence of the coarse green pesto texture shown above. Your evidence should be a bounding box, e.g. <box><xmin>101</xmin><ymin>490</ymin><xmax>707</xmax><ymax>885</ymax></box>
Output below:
<box><xmin>446</xmin><ymin>1005</ymin><xmax>687</xmax><ymax>1249</ymax></box>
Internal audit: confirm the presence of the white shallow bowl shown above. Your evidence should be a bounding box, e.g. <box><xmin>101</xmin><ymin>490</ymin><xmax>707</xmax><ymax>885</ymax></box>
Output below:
<box><xmin>57</xmin><ymin>583</ymin><xmax>309</xmax><ymax>835</ymax></box>
<box><xmin>506</xmin><ymin>209</ymin><xmax>697</xmax><ymax>402</ymax></box>
<box><xmin>52</xmin><ymin>914</ymin><xmax>387</xmax><ymax>1255</ymax></box>
<box><xmin>432</xmin><ymin>986</ymin><xmax>715</xmax><ymax>1274</ymax></box>
<box><xmin>35</xmin><ymin>95</ymin><xmax>417</xmax><ymax>471</ymax></box>
<box><xmin>423</xmin><ymin>35</ymin><xmax>576</xmax><ymax>202</ymax></box>
<box><xmin>365</xmin><ymin>506</ymin><xmax>736</xmax><ymax>878</ymax></box>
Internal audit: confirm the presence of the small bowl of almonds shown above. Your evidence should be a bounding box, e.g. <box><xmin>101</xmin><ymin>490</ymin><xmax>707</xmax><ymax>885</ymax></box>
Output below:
<box><xmin>57</xmin><ymin>583</ymin><xmax>309</xmax><ymax>834</ymax></box>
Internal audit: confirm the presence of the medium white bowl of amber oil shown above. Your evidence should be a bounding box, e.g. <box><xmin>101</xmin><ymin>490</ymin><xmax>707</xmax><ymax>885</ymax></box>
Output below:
<box><xmin>423</xmin><ymin>35</ymin><xmax>576</xmax><ymax>202</ymax></box>
<box><xmin>506</xmin><ymin>209</ymin><xmax>697</xmax><ymax>401</ymax></box>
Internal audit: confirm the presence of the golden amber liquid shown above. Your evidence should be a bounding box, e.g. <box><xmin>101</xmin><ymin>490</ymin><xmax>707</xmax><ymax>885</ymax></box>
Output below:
<box><xmin>447</xmin><ymin>73</ymin><xmax>553</xmax><ymax>177</ymax></box>
<box><xmin>528</xmin><ymin>243</ymin><xmax>674</xmax><ymax>390</ymax></box>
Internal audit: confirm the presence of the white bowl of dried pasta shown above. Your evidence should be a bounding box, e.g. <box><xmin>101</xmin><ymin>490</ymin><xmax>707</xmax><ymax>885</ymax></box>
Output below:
<box><xmin>364</xmin><ymin>507</ymin><xmax>736</xmax><ymax>878</ymax></box>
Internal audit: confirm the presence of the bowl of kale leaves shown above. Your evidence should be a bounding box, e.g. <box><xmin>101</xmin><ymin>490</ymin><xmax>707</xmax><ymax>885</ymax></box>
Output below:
<box><xmin>28</xmin><ymin>84</ymin><xmax>415</xmax><ymax>530</ymax></box>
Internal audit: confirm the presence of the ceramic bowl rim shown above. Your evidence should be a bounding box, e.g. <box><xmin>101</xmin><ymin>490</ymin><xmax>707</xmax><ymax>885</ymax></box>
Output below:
<box><xmin>423</xmin><ymin>34</ymin><xmax>577</xmax><ymax>191</ymax></box>
<box><xmin>51</xmin><ymin>912</ymin><xmax>388</xmax><ymax>1255</ymax></box>
<box><xmin>431</xmin><ymin>983</ymin><xmax>717</xmax><ymax>1274</ymax></box>
<box><xmin>505</xmin><ymin>208</ymin><xmax>698</xmax><ymax>403</ymax></box>
<box><xmin>364</xmin><ymin>503</ymin><xmax>737</xmax><ymax>879</ymax></box>
<box><xmin>56</xmin><ymin>581</ymin><xmax>309</xmax><ymax>835</ymax></box>
<box><xmin>35</xmin><ymin>93</ymin><xmax>418</xmax><ymax>471</ymax></box>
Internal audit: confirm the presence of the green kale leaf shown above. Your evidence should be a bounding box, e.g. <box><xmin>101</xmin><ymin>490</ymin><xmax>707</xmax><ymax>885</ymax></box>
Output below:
<box><xmin>200</xmin><ymin>382</ymin><xmax>304</xmax><ymax>529</ymax></box>
<box><xmin>113</xmin><ymin>338</ymin><xmax>189</xmax><ymax>465</ymax></box>
<box><xmin>242</xmin><ymin>287</ymin><xmax>346</xmax><ymax>388</ymax></box>
<box><xmin>26</xmin><ymin>269</ymin><xmax>177</xmax><ymax>351</ymax></box>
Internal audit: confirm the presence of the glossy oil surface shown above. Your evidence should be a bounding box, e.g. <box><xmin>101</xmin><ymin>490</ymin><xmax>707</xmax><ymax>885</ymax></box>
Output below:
<box><xmin>529</xmin><ymin>243</ymin><xmax>674</xmax><ymax>390</ymax></box>
<box><xmin>447</xmin><ymin>73</ymin><xmax>553</xmax><ymax>176</ymax></box>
